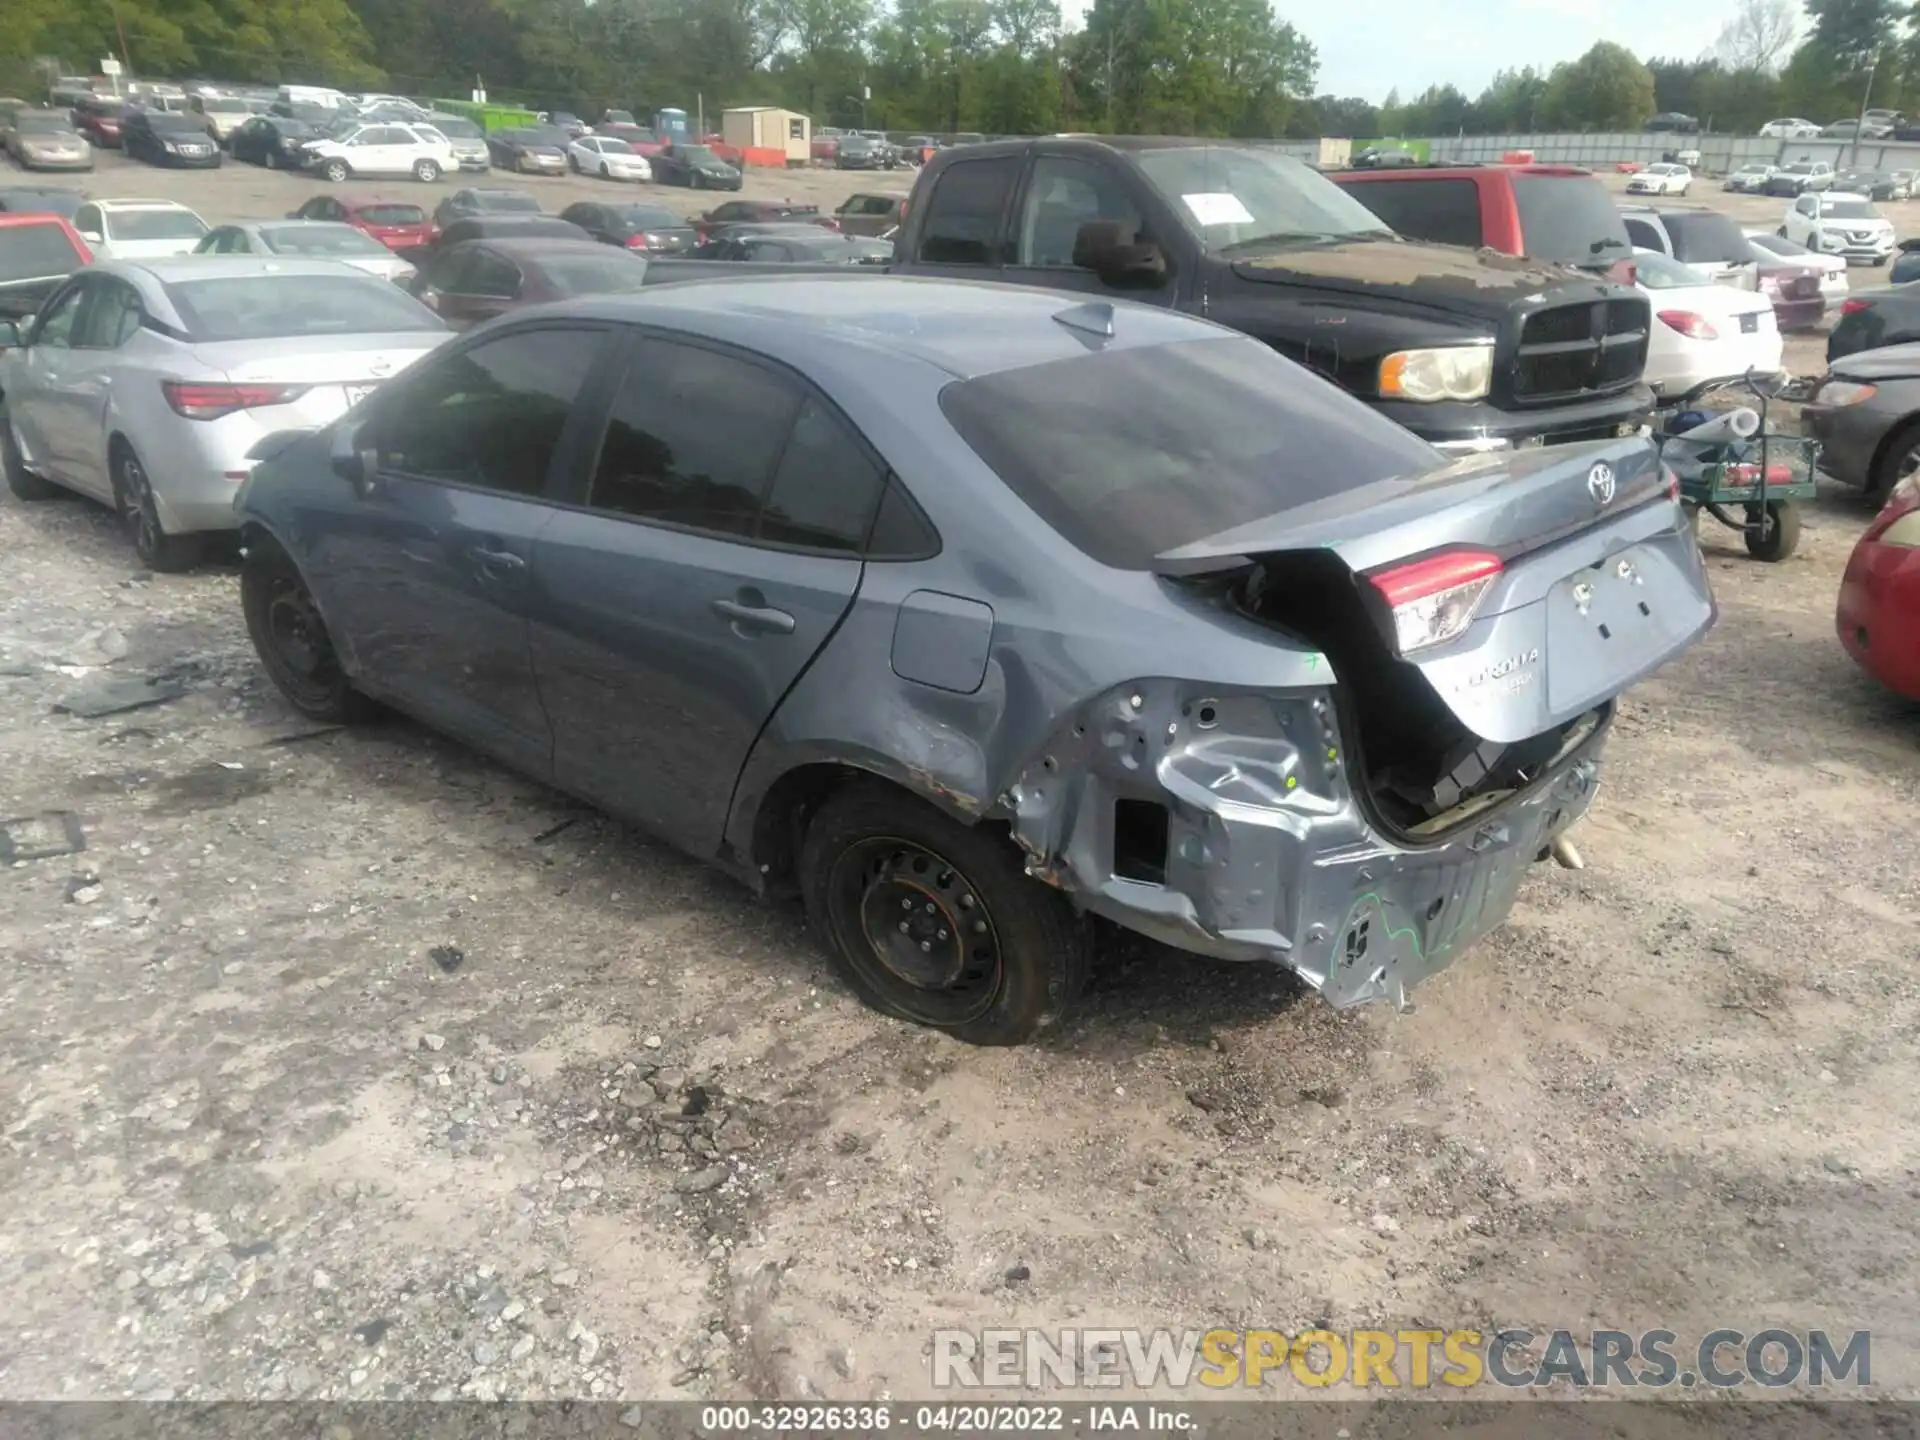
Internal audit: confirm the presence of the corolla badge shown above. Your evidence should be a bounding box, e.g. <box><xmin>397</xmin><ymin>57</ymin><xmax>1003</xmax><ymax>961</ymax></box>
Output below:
<box><xmin>1586</xmin><ymin>462</ymin><xmax>1616</xmax><ymax>506</ymax></box>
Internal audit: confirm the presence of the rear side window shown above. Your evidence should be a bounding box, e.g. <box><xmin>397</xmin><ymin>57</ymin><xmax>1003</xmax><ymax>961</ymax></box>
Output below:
<box><xmin>939</xmin><ymin>336</ymin><xmax>1441</xmax><ymax>571</ymax></box>
<box><xmin>1660</xmin><ymin>212</ymin><xmax>1750</xmax><ymax>264</ymax></box>
<box><xmin>758</xmin><ymin>399</ymin><xmax>887</xmax><ymax>552</ymax></box>
<box><xmin>918</xmin><ymin>156</ymin><xmax>1018</xmax><ymax>265</ymax></box>
<box><xmin>586</xmin><ymin>338</ymin><xmax>800</xmax><ymax>538</ymax></box>
<box><xmin>0</xmin><ymin>222</ymin><xmax>86</xmax><ymax>282</ymax></box>
<box><xmin>1511</xmin><ymin>176</ymin><xmax>1632</xmax><ymax>265</ymax></box>
<box><xmin>1334</xmin><ymin>177</ymin><xmax>1481</xmax><ymax>248</ymax></box>
<box><xmin>1622</xmin><ymin>216</ymin><xmax>1665</xmax><ymax>252</ymax></box>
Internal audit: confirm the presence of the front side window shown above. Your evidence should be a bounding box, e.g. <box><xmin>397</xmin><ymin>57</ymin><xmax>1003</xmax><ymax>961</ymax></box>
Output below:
<box><xmin>30</xmin><ymin>283</ymin><xmax>87</xmax><ymax>347</ymax></box>
<box><xmin>585</xmin><ymin>337</ymin><xmax>800</xmax><ymax>538</ymax></box>
<box><xmin>369</xmin><ymin>328</ymin><xmax>603</xmax><ymax>496</ymax></box>
<box><xmin>75</xmin><ymin>281</ymin><xmax>142</xmax><ymax>348</ymax></box>
<box><xmin>1015</xmin><ymin>155</ymin><xmax>1145</xmax><ymax>267</ymax></box>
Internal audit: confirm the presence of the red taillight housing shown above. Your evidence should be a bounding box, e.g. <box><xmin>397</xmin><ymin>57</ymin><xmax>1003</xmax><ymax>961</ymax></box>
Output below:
<box><xmin>162</xmin><ymin>380</ymin><xmax>307</xmax><ymax>420</ymax></box>
<box><xmin>1657</xmin><ymin>310</ymin><xmax>1717</xmax><ymax>341</ymax></box>
<box><xmin>1367</xmin><ymin>549</ymin><xmax>1504</xmax><ymax>654</ymax></box>
<box><xmin>1663</xmin><ymin>463</ymin><xmax>1680</xmax><ymax>501</ymax></box>
<box><xmin>626</xmin><ymin>232</ymin><xmax>653</xmax><ymax>249</ymax></box>
<box><xmin>1841</xmin><ymin>297</ymin><xmax>1872</xmax><ymax>316</ymax></box>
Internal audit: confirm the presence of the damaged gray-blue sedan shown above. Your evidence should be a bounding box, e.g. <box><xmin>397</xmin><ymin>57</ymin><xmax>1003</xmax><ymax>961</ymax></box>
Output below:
<box><xmin>233</xmin><ymin>275</ymin><xmax>1715</xmax><ymax>1045</ymax></box>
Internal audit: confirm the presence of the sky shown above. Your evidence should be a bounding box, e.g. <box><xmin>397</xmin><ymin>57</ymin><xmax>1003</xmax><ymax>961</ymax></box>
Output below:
<box><xmin>1057</xmin><ymin>0</ymin><xmax>1738</xmax><ymax>105</ymax></box>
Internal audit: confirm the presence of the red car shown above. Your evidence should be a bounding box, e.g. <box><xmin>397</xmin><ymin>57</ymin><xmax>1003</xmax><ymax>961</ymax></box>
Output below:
<box><xmin>73</xmin><ymin>99</ymin><xmax>130</xmax><ymax>149</ymax></box>
<box><xmin>286</xmin><ymin>194</ymin><xmax>433</xmax><ymax>252</ymax></box>
<box><xmin>1837</xmin><ymin>472</ymin><xmax>1920</xmax><ymax>700</ymax></box>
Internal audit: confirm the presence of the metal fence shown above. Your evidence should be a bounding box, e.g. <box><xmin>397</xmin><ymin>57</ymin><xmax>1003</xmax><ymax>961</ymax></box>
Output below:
<box><xmin>1420</xmin><ymin>130</ymin><xmax>1920</xmax><ymax>174</ymax></box>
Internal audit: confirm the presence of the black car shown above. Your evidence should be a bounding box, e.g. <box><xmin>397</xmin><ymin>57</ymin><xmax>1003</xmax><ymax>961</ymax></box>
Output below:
<box><xmin>546</xmin><ymin>111</ymin><xmax>588</xmax><ymax>137</ymax></box>
<box><xmin>1763</xmin><ymin>162</ymin><xmax>1834</xmax><ymax>197</ymax></box>
<box><xmin>486</xmin><ymin>127</ymin><xmax>569</xmax><ymax>174</ymax></box>
<box><xmin>559</xmin><ymin>200</ymin><xmax>698</xmax><ymax>252</ymax></box>
<box><xmin>1827</xmin><ymin>284</ymin><xmax>1920</xmax><ymax>364</ymax></box>
<box><xmin>1644</xmin><ymin>112</ymin><xmax>1700</xmax><ymax>133</ymax></box>
<box><xmin>433</xmin><ymin>188</ymin><xmax>544</xmax><ymax>229</ymax></box>
<box><xmin>694</xmin><ymin>199</ymin><xmax>830</xmax><ymax>239</ymax></box>
<box><xmin>122</xmin><ymin>109</ymin><xmax>222</xmax><ymax>167</ymax></box>
<box><xmin>650</xmin><ymin>143</ymin><xmax>742</xmax><ymax>190</ymax></box>
<box><xmin>0</xmin><ymin>187</ymin><xmax>85</xmax><ymax>220</ymax></box>
<box><xmin>434</xmin><ymin>215</ymin><xmax>592</xmax><ymax>248</ymax></box>
<box><xmin>834</xmin><ymin>134</ymin><xmax>893</xmax><ymax>170</ymax></box>
<box><xmin>1836</xmin><ymin>169</ymin><xmax>1902</xmax><ymax>201</ymax></box>
<box><xmin>229</xmin><ymin>114</ymin><xmax>325</xmax><ymax>168</ymax></box>
<box><xmin>690</xmin><ymin>225</ymin><xmax>891</xmax><ymax>264</ymax></box>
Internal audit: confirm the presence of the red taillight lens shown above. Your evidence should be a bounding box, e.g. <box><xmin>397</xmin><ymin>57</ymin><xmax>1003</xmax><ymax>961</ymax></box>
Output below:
<box><xmin>162</xmin><ymin>380</ymin><xmax>307</xmax><ymax>420</ymax></box>
<box><xmin>1664</xmin><ymin>464</ymin><xmax>1680</xmax><ymax>501</ymax></box>
<box><xmin>1367</xmin><ymin>549</ymin><xmax>1504</xmax><ymax>654</ymax></box>
<box><xmin>1841</xmin><ymin>297</ymin><xmax>1872</xmax><ymax>315</ymax></box>
<box><xmin>1657</xmin><ymin>309</ymin><xmax>1718</xmax><ymax>341</ymax></box>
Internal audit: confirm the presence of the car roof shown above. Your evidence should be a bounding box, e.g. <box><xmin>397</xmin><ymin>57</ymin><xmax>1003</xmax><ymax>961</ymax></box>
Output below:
<box><xmin>94</xmin><ymin>198</ymin><xmax>197</xmax><ymax>211</ymax></box>
<box><xmin>462</xmin><ymin>238</ymin><xmax>619</xmax><ymax>259</ymax></box>
<box><xmin>0</xmin><ymin>212</ymin><xmax>75</xmax><ymax>229</ymax></box>
<box><xmin>548</xmin><ymin>275</ymin><xmax>1233</xmax><ymax>381</ymax></box>
<box><xmin>98</xmin><ymin>256</ymin><xmax>383</xmax><ymax>284</ymax></box>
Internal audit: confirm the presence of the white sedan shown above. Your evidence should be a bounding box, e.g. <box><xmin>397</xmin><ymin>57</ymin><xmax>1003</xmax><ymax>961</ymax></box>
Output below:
<box><xmin>1758</xmin><ymin>117</ymin><xmax>1822</xmax><ymax>139</ymax></box>
<box><xmin>568</xmin><ymin>136</ymin><xmax>652</xmax><ymax>182</ymax></box>
<box><xmin>1633</xmin><ymin>248</ymin><xmax>1783</xmax><ymax>399</ymax></box>
<box><xmin>1627</xmin><ymin>163</ymin><xmax>1691</xmax><ymax>196</ymax></box>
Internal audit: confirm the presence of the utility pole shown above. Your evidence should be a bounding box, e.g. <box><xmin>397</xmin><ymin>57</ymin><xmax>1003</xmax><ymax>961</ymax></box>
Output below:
<box><xmin>107</xmin><ymin>0</ymin><xmax>133</xmax><ymax>75</ymax></box>
<box><xmin>1852</xmin><ymin>50</ymin><xmax>1879</xmax><ymax>169</ymax></box>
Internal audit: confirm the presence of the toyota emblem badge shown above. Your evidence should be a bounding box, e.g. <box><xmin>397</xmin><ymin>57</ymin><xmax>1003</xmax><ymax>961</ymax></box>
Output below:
<box><xmin>1586</xmin><ymin>462</ymin><xmax>1616</xmax><ymax>506</ymax></box>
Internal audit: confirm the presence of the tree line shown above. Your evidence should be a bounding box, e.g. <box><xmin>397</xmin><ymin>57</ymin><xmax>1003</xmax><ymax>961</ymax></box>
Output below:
<box><xmin>0</xmin><ymin>0</ymin><xmax>1912</xmax><ymax>141</ymax></box>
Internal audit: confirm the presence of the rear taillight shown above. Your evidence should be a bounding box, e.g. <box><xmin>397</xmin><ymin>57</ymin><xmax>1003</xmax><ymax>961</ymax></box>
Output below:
<box><xmin>1842</xmin><ymin>297</ymin><xmax>1872</xmax><ymax>316</ymax></box>
<box><xmin>1367</xmin><ymin>549</ymin><xmax>1504</xmax><ymax>654</ymax></box>
<box><xmin>1657</xmin><ymin>310</ymin><xmax>1717</xmax><ymax>341</ymax></box>
<box><xmin>162</xmin><ymin>380</ymin><xmax>307</xmax><ymax>420</ymax></box>
<box><xmin>1664</xmin><ymin>464</ymin><xmax>1680</xmax><ymax>501</ymax></box>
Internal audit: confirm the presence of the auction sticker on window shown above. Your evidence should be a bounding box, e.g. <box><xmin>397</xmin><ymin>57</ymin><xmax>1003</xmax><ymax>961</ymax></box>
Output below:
<box><xmin>1182</xmin><ymin>192</ymin><xmax>1256</xmax><ymax>226</ymax></box>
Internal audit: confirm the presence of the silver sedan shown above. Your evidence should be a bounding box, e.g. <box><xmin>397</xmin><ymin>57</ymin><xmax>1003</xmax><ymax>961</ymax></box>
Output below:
<box><xmin>191</xmin><ymin>220</ymin><xmax>417</xmax><ymax>282</ymax></box>
<box><xmin>1</xmin><ymin>257</ymin><xmax>450</xmax><ymax>570</ymax></box>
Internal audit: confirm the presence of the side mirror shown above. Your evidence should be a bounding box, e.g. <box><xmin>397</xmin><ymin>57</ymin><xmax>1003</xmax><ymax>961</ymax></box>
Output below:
<box><xmin>329</xmin><ymin>424</ymin><xmax>380</xmax><ymax>496</ymax></box>
<box><xmin>1073</xmin><ymin>220</ymin><xmax>1168</xmax><ymax>290</ymax></box>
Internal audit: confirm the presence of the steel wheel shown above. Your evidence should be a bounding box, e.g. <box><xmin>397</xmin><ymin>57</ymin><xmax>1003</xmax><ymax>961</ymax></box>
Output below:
<box><xmin>826</xmin><ymin>837</ymin><xmax>1005</xmax><ymax>1028</ymax></box>
<box><xmin>242</xmin><ymin>544</ymin><xmax>368</xmax><ymax>722</ymax></box>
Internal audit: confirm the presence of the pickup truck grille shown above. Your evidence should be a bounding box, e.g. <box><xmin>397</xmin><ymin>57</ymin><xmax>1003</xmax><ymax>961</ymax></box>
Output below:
<box><xmin>1511</xmin><ymin>298</ymin><xmax>1649</xmax><ymax>404</ymax></box>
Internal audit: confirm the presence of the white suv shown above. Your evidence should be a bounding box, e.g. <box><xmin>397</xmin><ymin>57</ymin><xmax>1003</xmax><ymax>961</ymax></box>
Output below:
<box><xmin>304</xmin><ymin>123</ymin><xmax>455</xmax><ymax>183</ymax></box>
<box><xmin>1781</xmin><ymin>191</ymin><xmax>1896</xmax><ymax>265</ymax></box>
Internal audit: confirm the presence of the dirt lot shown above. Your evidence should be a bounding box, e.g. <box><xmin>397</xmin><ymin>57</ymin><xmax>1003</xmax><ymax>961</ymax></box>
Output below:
<box><xmin>1</xmin><ymin>148</ymin><xmax>1918</xmax><ymax>1408</ymax></box>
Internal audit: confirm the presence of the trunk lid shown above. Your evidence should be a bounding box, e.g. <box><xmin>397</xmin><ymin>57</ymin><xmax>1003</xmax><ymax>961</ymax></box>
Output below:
<box><xmin>190</xmin><ymin>333</ymin><xmax>447</xmax><ymax>426</ymax></box>
<box><xmin>1157</xmin><ymin>438</ymin><xmax>1716</xmax><ymax>744</ymax></box>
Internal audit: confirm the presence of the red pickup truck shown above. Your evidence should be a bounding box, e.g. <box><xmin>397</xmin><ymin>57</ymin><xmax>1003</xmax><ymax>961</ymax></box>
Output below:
<box><xmin>1329</xmin><ymin>163</ymin><xmax>1637</xmax><ymax>283</ymax></box>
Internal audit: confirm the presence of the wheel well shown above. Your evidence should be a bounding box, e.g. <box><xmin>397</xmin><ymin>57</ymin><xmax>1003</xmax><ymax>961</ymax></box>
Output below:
<box><xmin>106</xmin><ymin>432</ymin><xmax>133</xmax><ymax>490</ymax></box>
<box><xmin>747</xmin><ymin>763</ymin><xmax>989</xmax><ymax>896</ymax></box>
<box><xmin>1865</xmin><ymin>414</ymin><xmax>1920</xmax><ymax>498</ymax></box>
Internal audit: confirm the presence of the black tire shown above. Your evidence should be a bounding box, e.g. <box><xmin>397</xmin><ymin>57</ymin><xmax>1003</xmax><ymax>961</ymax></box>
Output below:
<box><xmin>323</xmin><ymin>158</ymin><xmax>349</xmax><ymax>184</ymax></box>
<box><xmin>691</xmin><ymin>170</ymin><xmax>704</xmax><ymax>190</ymax></box>
<box><xmin>242</xmin><ymin>540</ymin><xmax>371</xmax><ymax>723</ymax></box>
<box><xmin>112</xmin><ymin>443</ymin><xmax>204</xmax><ymax>572</ymax></box>
<box><xmin>568</xmin><ymin>153</ymin><xmax>580</xmax><ymax>172</ymax></box>
<box><xmin>799</xmin><ymin>782</ymin><xmax>1090</xmax><ymax>1046</ymax></box>
<box><xmin>1744</xmin><ymin>500</ymin><xmax>1802</xmax><ymax>561</ymax></box>
<box><xmin>1777</xmin><ymin>226</ymin><xmax>1788</xmax><ymax>238</ymax></box>
<box><xmin>1868</xmin><ymin>419</ymin><xmax>1920</xmax><ymax>500</ymax></box>
<box><xmin>4</xmin><ymin>417</ymin><xmax>59</xmax><ymax>500</ymax></box>
<box><xmin>599</xmin><ymin>161</ymin><xmax>610</xmax><ymax>178</ymax></box>
<box><xmin>413</xmin><ymin>158</ymin><xmax>440</xmax><ymax>182</ymax></box>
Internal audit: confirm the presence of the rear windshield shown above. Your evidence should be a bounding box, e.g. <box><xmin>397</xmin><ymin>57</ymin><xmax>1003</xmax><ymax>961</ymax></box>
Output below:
<box><xmin>358</xmin><ymin>204</ymin><xmax>426</xmax><ymax>226</ymax></box>
<box><xmin>939</xmin><ymin>336</ymin><xmax>1441</xmax><ymax>570</ymax></box>
<box><xmin>1749</xmin><ymin>233</ymin><xmax>1807</xmax><ymax>257</ymax></box>
<box><xmin>1630</xmin><ymin>250</ymin><xmax>1705</xmax><ymax>289</ymax></box>
<box><xmin>110</xmin><ymin>209</ymin><xmax>207</xmax><ymax>241</ymax></box>
<box><xmin>1825</xmin><ymin>198</ymin><xmax>1879</xmax><ymax>220</ymax></box>
<box><xmin>1660</xmin><ymin>212</ymin><xmax>1750</xmax><ymax>264</ymax></box>
<box><xmin>619</xmin><ymin>205</ymin><xmax>684</xmax><ymax>228</ymax></box>
<box><xmin>0</xmin><ymin>223</ymin><xmax>85</xmax><ymax>282</ymax></box>
<box><xmin>261</xmin><ymin>225</ymin><xmax>388</xmax><ymax>256</ymax></box>
<box><xmin>0</xmin><ymin>191</ymin><xmax>83</xmax><ymax>218</ymax></box>
<box><xmin>539</xmin><ymin>253</ymin><xmax>650</xmax><ymax>295</ymax></box>
<box><xmin>1513</xmin><ymin>176</ymin><xmax>1632</xmax><ymax>262</ymax></box>
<box><xmin>19</xmin><ymin>114</ymin><xmax>75</xmax><ymax>134</ymax></box>
<box><xmin>474</xmin><ymin>192</ymin><xmax>542</xmax><ymax>213</ymax></box>
<box><xmin>165</xmin><ymin>274</ymin><xmax>443</xmax><ymax>341</ymax></box>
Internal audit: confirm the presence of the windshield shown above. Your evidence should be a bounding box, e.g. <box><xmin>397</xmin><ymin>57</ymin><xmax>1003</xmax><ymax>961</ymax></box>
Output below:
<box><xmin>147</xmin><ymin>114</ymin><xmax>206</xmax><ymax>133</ymax></box>
<box><xmin>358</xmin><ymin>204</ymin><xmax>426</xmax><ymax>226</ymax></box>
<box><xmin>1630</xmin><ymin>250</ymin><xmax>1705</xmax><ymax>289</ymax></box>
<box><xmin>109</xmin><ymin>209</ymin><xmax>207</xmax><ymax>241</ymax></box>
<box><xmin>619</xmin><ymin>206</ymin><xmax>683</xmax><ymax>228</ymax></box>
<box><xmin>0</xmin><ymin>222</ymin><xmax>85</xmax><ymax>283</ymax></box>
<box><xmin>164</xmin><ymin>274</ymin><xmax>442</xmax><ymax>340</ymax></box>
<box><xmin>474</xmin><ymin>192</ymin><xmax>541</xmax><ymax>214</ymax></box>
<box><xmin>261</xmin><ymin>225</ymin><xmax>388</xmax><ymax>256</ymax></box>
<box><xmin>1825</xmin><ymin>198</ymin><xmax>1880</xmax><ymax>220</ymax></box>
<box><xmin>539</xmin><ymin>254</ymin><xmax>650</xmax><ymax>295</ymax></box>
<box><xmin>1134</xmin><ymin>145</ymin><xmax>1394</xmax><ymax>251</ymax></box>
<box><xmin>1512</xmin><ymin>176</ymin><xmax>1632</xmax><ymax>262</ymax></box>
<box><xmin>939</xmin><ymin>335</ymin><xmax>1440</xmax><ymax>570</ymax></box>
<box><xmin>432</xmin><ymin>117</ymin><xmax>482</xmax><ymax>139</ymax></box>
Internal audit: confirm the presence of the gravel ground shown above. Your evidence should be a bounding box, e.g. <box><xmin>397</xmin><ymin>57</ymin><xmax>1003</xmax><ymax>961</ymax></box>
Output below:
<box><xmin>1</xmin><ymin>147</ymin><xmax>1918</xmax><ymax>1408</ymax></box>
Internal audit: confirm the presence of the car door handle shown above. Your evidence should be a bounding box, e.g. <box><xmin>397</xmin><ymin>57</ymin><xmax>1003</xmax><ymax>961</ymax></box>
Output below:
<box><xmin>470</xmin><ymin>547</ymin><xmax>525</xmax><ymax>577</ymax></box>
<box><xmin>711</xmin><ymin>597</ymin><xmax>795</xmax><ymax>635</ymax></box>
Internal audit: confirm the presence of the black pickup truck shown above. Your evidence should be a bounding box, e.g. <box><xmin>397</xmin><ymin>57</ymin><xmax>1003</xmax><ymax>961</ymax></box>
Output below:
<box><xmin>643</xmin><ymin>136</ymin><xmax>1655</xmax><ymax>455</ymax></box>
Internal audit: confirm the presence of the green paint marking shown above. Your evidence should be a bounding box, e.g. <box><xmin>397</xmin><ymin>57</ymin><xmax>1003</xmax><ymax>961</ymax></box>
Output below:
<box><xmin>1285</xmin><ymin>776</ymin><xmax>1297</xmax><ymax>789</ymax></box>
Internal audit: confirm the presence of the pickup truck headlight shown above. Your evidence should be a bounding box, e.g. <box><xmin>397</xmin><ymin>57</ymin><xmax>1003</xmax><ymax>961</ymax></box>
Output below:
<box><xmin>1379</xmin><ymin>345</ymin><xmax>1494</xmax><ymax>403</ymax></box>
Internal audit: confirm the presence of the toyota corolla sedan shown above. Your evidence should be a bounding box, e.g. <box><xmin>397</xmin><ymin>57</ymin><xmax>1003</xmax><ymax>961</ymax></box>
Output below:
<box><xmin>1</xmin><ymin>257</ymin><xmax>449</xmax><ymax>570</ymax></box>
<box><xmin>229</xmin><ymin>278</ymin><xmax>1714</xmax><ymax>1045</ymax></box>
